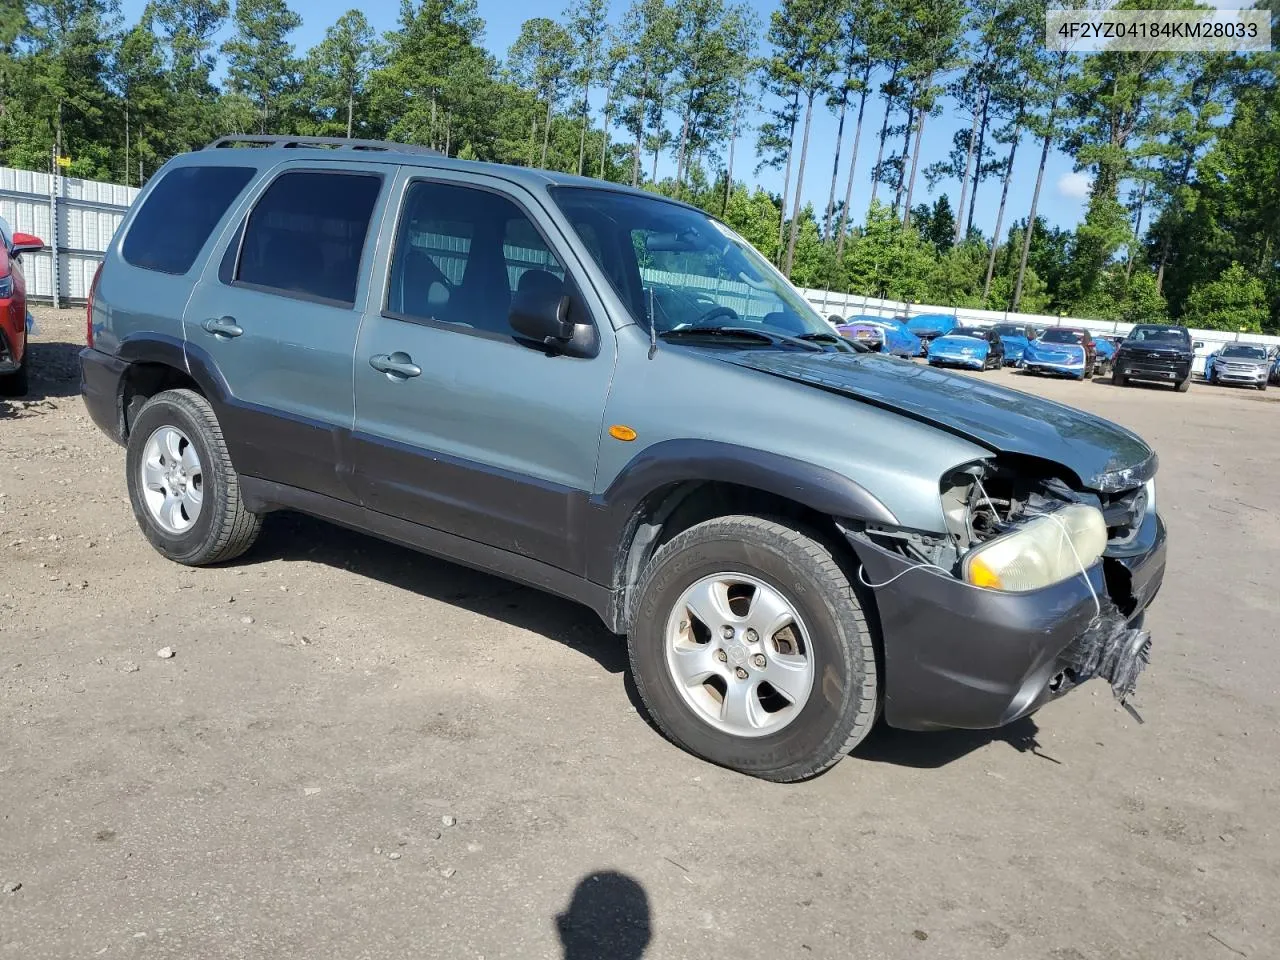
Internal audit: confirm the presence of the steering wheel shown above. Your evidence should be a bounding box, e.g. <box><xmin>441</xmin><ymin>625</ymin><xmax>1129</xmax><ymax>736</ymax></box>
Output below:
<box><xmin>691</xmin><ymin>305</ymin><xmax>739</xmax><ymax>327</ymax></box>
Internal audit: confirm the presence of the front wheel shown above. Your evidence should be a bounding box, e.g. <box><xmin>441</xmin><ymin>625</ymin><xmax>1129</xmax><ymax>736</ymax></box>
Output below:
<box><xmin>125</xmin><ymin>388</ymin><xmax>263</xmax><ymax>565</ymax></box>
<box><xmin>1175</xmin><ymin>375</ymin><xmax>1191</xmax><ymax>393</ymax></box>
<box><xmin>1112</xmin><ymin>370</ymin><xmax>1128</xmax><ymax>387</ymax></box>
<box><xmin>628</xmin><ymin>516</ymin><xmax>878</xmax><ymax>782</ymax></box>
<box><xmin>0</xmin><ymin>360</ymin><xmax>28</xmax><ymax>398</ymax></box>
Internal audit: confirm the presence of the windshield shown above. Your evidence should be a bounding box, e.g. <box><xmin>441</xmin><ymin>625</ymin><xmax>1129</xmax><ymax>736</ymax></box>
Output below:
<box><xmin>1042</xmin><ymin>328</ymin><xmax>1085</xmax><ymax>344</ymax></box>
<box><xmin>1221</xmin><ymin>344</ymin><xmax>1267</xmax><ymax>360</ymax></box>
<box><xmin>1128</xmin><ymin>326</ymin><xmax>1188</xmax><ymax>344</ymax></box>
<box><xmin>552</xmin><ymin>187</ymin><xmax>829</xmax><ymax>338</ymax></box>
<box><xmin>947</xmin><ymin>327</ymin><xmax>987</xmax><ymax>339</ymax></box>
<box><xmin>992</xmin><ymin>324</ymin><xmax>1024</xmax><ymax>336</ymax></box>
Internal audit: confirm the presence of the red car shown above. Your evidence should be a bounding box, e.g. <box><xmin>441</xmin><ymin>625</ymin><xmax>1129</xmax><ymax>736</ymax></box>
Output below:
<box><xmin>0</xmin><ymin>217</ymin><xmax>45</xmax><ymax>397</ymax></box>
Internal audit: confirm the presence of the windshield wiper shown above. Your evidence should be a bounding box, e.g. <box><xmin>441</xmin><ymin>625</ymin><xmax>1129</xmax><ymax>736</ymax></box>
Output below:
<box><xmin>797</xmin><ymin>331</ymin><xmax>866</xmax><ymax>352</ymax></box>
<box><xmin>660</xmin><ymin>325</ymin><xmax>823</xmax><ymax>351</ymax></box>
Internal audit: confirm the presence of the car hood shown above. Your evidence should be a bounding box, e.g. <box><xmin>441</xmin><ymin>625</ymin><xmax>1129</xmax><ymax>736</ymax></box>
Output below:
<box><xmin>1217</xmin><ymin>356</ymin><xmax>1269</xmax><ymax>367</ymax></box>
<box><xmin>932</xmin><ymin>336</ymin><xmax>987</xmax><ymax>350</ymax></box>
<box><xmin>1028</xmin><ymin>340</ymin><xmax>1084</xmax><ymax>354</ymax></box>
<box><xmin>717</xmin><ymin>350</ymin><xmax>1156</xmax><ymax>492</ymax></box>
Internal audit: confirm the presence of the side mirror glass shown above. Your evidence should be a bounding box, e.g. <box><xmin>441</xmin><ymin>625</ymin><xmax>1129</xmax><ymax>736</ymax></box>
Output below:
<box><xmin>1193</xmin><ymin>340</ymin><xmax>1204</xmax><ymax>349</ymax></box>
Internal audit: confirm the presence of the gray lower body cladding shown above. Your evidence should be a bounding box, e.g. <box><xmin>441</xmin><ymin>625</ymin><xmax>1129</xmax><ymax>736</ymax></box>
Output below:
<box><xmin>848</xmin><ymin>513</ymin><xmax>1167</xmax><ymax>731</ymax></box>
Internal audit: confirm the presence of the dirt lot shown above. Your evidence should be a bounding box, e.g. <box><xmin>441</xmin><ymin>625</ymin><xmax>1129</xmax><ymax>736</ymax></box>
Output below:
<box><xmin>2</xmin><ymin>308</ymin><xmax>1278</xmax><ymax>960</ymax></box>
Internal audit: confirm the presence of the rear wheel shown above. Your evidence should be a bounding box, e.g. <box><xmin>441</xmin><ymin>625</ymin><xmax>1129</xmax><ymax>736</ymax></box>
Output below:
<box><xmin>125</xmin><ymin>388</ymin><xmax>262</xmax><ymax>565</ymax></box>
<box><xmin>1112</xmin><ymin>369</ymin><xmax>1128</xmax><ymax>387</ymax></box>
<box><xmin>628</xmin><ymin>515</ymin><xmax>877</xmax><ymax>782</ymax></box>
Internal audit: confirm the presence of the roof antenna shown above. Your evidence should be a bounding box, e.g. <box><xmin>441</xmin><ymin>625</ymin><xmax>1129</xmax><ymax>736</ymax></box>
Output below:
<box><xmin>647</xmin><ymin>286</ymin><xmax>658</xmax><ymax>359</ymax></box>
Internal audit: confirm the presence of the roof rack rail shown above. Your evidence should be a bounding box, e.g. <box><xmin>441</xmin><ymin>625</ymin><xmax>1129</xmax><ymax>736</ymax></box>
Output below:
<box><xmin>206</xmin><ymin>135</ymin><xmax>441</xmax><ymax>156</ymax></box>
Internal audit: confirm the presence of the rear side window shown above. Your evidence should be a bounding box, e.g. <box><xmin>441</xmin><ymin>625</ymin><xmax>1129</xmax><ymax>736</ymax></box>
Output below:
<box><xmin>123</xmin><ymin>166</ymin><xmax>256</xmax><ymax>275</ymax></box>
<box><xmin>235</xmin><ymin>172</ymin><xmax>382</xmax><ymax>306</ymax></box>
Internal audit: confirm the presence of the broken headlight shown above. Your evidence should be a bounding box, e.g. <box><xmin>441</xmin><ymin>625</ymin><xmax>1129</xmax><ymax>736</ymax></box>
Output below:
<box><xmin>961</xmin><ymin>504</ymin><xmax>1107</xmax><ymax>592</ymax></box>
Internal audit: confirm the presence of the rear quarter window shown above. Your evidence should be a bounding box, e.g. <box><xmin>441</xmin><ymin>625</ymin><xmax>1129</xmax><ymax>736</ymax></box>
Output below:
<box><xmin>122</xmin><ymin>166</ymin><xmax>257</xmax><ymax>275</ymax></box>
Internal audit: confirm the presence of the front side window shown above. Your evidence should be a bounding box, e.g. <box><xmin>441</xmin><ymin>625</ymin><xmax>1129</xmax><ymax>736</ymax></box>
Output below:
<box><xmin>552</xmin><ymin>187</ymin><xmax>829</xmax><ymax>339</ymax></box>
<box><xmin>387</xmin><ymin>180</ymin><xmax>567</xmax><ymax>338</ymax></box>
<box><xmin>124</xmin><ymin>165</ymin><xmax>256</xmax><ymax>275</ymax></box>
<box><xmin>235</xmin><ymin>171</ymin><xmax>382</xmax><ymax>306</ymax></box>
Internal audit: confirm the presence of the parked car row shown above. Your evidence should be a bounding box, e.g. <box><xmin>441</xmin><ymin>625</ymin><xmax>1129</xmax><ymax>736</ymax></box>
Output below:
<box><xmin>826</xmin><ymin>313</ymin><xmax>1236</xmax><ymax>394</ymax></box>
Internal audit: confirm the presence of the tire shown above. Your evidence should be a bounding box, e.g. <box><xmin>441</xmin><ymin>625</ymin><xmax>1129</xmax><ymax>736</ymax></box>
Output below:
<box><xmin>1175</xmin><ymin>375</ymin><xmax>1191</xmax><ymax>393</ymax></box>
<box><xmin>125</xmin><ymin>388</ymin><xmax>262</xmax><ymax>565</ymax></box>
<box><xmin>0</xmin><ymin>360</ymin><xmax>28</xmax><ymax>398</ymax></box>
<box><xmin>1083</xmin><ymin>367</ymin><xmax>1093</xmax><ymax>380</ymax></box>
<box><xmin>1259</xmin><ymin>382</ymin><xmax>1268</xmax><ymax>392</ymax></box>
<box><xmin>1112</xmin><ymin>369</ymin><xmax>1128</xmax><ymax>387</ymax></box>
<box><xmin>627</xmin><ymin>515</ymin><xmax>877</xmax><ymax>782</ymax></box>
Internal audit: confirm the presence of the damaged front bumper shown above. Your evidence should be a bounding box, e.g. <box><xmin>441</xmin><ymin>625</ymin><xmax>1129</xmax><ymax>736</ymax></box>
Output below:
<box><xmin>847</xmin><ymin>511</ymin><xmax>1166</xmax><ymax>732</ymax></box>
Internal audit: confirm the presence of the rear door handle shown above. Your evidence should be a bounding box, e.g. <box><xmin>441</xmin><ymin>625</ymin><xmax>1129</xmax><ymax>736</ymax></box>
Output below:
<box><xmin>369</xmin><ymin>352</ymin><xmax>422</xmax><ymax>380</ymax></box>
<box><xmin>202</xmin><ymin>316</ymin><xmax>243</xmax><ymax>339</ymax></box>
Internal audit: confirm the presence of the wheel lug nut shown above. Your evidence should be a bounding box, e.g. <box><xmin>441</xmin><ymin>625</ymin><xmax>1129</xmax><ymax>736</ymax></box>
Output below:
<box><xmin>752</xmin><ymin>654</ymin><xmax>766</xmax><ymax>668</ymax></box>
<box><xmin>745</xmin><ymin>629</ymin><xmax>759</xmax><ymax>643</ymax></box>
<box><xmin>734</xmin><ymin>667</ymin><xmax>749</xmax><ymax>680</ymax></box>
<box><xmin>721</xmin><ymin>626</ymin><xmax>734</xmax><ymax>640</ymax></box>
<box><xmin>716</xmin><ymin>649</ymin><xmax>728</xmax><ymax>663</ymax></box>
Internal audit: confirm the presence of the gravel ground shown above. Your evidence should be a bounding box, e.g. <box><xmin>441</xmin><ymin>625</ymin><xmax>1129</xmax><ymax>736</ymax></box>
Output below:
<box><xmin>2</xmin><ymin>307</ymin><xmax>1278</xmax><ymax>960</ymax></box>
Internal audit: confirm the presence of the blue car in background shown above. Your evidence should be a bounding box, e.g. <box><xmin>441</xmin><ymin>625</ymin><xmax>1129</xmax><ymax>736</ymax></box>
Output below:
<box><xmin>1023</xmin><ymin>326</ymin><xmax>1097</xmax><ymax>380</ymax></box>
<box><xmin>851</xmin><ymin>315</ymin><xmax>922</xmax><ymax>358</ymax></box>
<box><xmin>925</xmin><ymin>326</ymin><xmax>1005</xmax><ymax>370</ymax></box>
<box><xmin>906</xmin><ymin>313</ymin><xmax>958</xmax><ymax>356</ymax></box>
<box><xmin>1093</xmin><ymin>336</ymin><xmax>1117</xmax><ymax>375</ymax></box>
<box><xmin>990</xmin><ymin>322</ymin><xmax>1037</xmax><ymax>366</ymax></box>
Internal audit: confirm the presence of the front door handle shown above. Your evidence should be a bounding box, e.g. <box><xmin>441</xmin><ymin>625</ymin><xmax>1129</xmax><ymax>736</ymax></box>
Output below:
<box><xmin>202</xmin><ymin>316</ymin><xmax>243</xmax><ymax>339</ymax></box>
<box><xmin>369</xmin><ymin>352</ymin><xmax>422</xmax><ymax>380</ymax></box>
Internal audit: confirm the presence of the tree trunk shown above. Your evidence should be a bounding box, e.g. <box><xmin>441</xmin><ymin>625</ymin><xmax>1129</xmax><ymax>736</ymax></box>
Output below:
<box><xmin>966</xmin><ymin>92</ymin><xmax>991</xmax><ymax>237</ymax></box>
<box><xmin>1125</xmin><ymin>174</ymin><xmax>1149</xmax><ymax>282</ymax></box>
<box><xmin>784</xmin><ymin>90</ymin><xmax>817</xmax><ymax>277</ymax></box>
<box><xmin>1156</xmin><ymin>228</ymin><xmax>1172</xmax><ymax>294</ymax></box>
<box><xmin>530</xmin><ymin>114</ymin><xmax>539</xmax><ymax>167</ymax></box>
<box><xmin>893</xmin><ymin>102</ymin><xmax>913</xmax><ymax>217</ymax></box>
<box><xmin>868</xmin><ymin>61</ymin><xmax>899</xmax><ymax>211</ymax></box>
<box><xmin>983</xmin><ymin>120</ymin><xmax>1021</xmax><ymax>301</ymax></box>
<box><xmin>902</xmin><ymin>99</ymin><xmax>928</xmax><ymax>229</ymax></box>
<box><xmin>578</xmin><ymin>81</ymin><xmax>589</xmax><ymax>176</ymax></box>
<box><xmin>724</xmin><ymin>129</ymin><xmax>735</xmax><ymax>215</ymax></box>
<box><xmin>954</xmin><ymin>86</ymin><xmax>983</xmax><ymax>245</ymax></box>
<box><xmin>824</xmin><ymin>90</ymin><xmax>849</xmax><ymax>240</ymax></box>
<box><xmin>776</xmin><ymin>97</ymin><xmax>799</xmax><ymax>268</ymax></box>
<box><xmin>1013</xmin><ymin>114</ymin><xmax>1055</xmax><ymax>310</ymax></box>
<box><xmin>835</xmin><ymin>77</ymin><xmax>871</xmax><ymax>262</ymax></box>
<box><xmin>675</xmin><ymin>107</ymin><xmax>691</xmax><ymax>193</ymax></box>
<box><xmin>346</xmin><ymin>90</ymin><xmax>354</xmax><ymax>138</ymax></box>
<box><xmin>541</xmin><ymin>97</ymin><xmax>553</xmax><ymax>167</ymax></box>
<box><xmin>600</xmin><ymin>89</ymin><xmax>612</xmax><ymax>179</ymax></box>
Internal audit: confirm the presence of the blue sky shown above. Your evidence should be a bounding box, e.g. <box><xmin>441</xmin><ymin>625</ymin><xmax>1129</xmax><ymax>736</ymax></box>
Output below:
<box><xmin>121</xmin><ymin>0</ymin><xmax>1094</xmax><ymax>233</ymax></box>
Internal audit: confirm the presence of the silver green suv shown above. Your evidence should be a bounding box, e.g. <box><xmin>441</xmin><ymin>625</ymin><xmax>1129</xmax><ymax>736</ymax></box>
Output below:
<box><xmin>80</xmin><ymin>136</ymin><xmax>1167</xmax><ymax>781</ymax></box>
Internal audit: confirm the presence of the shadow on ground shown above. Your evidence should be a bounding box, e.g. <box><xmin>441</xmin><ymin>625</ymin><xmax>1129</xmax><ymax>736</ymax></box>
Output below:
<box><xmin>253</xmin><ymin>512</ymin><xmax>630</xmax><ymax>677</ymax></box>
<box><xmin>0</xmin><ymin>340</ymin><xmax>82</xmax><ymax>419</ymax></box>
<box><xmin>556</xmin><ymin>871</ymin><xmax>652</xmax><ymax>960</ymax></box>
<box><xmin>853</xmin><ymin>715</ymin><xmax>1057</xmax><ymax>769</ymax></box>
<box><xmin>249</xmin><ymin>513</ymin><xmax>1049</xmax><ymax>773</ymax></box>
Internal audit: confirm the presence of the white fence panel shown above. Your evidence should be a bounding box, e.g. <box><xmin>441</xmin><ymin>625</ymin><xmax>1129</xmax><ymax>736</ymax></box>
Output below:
<box><xmin>2</xmin><ymin>165</ymin><xmax>140</xmax><ymax>305</ymax></box>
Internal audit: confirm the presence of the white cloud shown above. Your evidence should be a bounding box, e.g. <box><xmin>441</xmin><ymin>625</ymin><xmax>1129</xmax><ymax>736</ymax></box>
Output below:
<box><xmin>1057</xmin><ymin>171</ymin><xmax>1092</xmax><ymax>200</ymax></box>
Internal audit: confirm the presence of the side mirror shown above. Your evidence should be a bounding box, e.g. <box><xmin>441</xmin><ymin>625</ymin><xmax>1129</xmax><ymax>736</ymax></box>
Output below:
<box><xmin>510</xmin><ymin>287</ymin><xmax>573</xmax><ymax>346</ymax></box>
<box><xmin>1192</xmin><ymin>340</ymin><xmax>1204</xmax><ymax>349</ymax></box>
<box><xmin>508</xmin><ymin>271</ymin><xmax>597</xmax><ymax>357</ymax></box>
<box><xmin>10</xmin><ymin>232</ymin><xmax>44</xmax><ymax>256</ymax></box>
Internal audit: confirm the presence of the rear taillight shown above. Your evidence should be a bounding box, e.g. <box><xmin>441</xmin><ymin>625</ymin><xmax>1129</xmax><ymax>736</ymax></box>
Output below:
<box><xmin>86</xmin><ymin>261</ymin><xmax>103</xmax><ymax>348</ymax></box>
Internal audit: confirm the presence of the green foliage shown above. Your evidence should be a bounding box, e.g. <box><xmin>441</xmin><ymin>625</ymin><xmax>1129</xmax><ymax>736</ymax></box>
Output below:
<box><xmin>722</xmin><ymin>184</ymin><xmax>781</xmax><ymax>262</ymax></box>
<box><xmin>1184</xmin><ymin>262</ymin><xmax>1269</xmax><ymax>333</ymax></box>
<box><xmin>295</xmin><ymin>10</ymin><xmax>380</xmax><ymax>139</ymax></box>
<box><xmin>221</xmin><ymin>0</ymin><xmax>302</xmax><ymax>133</ymax></box>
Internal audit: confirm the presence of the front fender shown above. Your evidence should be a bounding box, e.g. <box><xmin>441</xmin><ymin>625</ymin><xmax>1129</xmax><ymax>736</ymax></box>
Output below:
<box><xmin>584</xmin><ymin>439</ymin><xmax>898</xmax><ymax>586</ymax></box>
